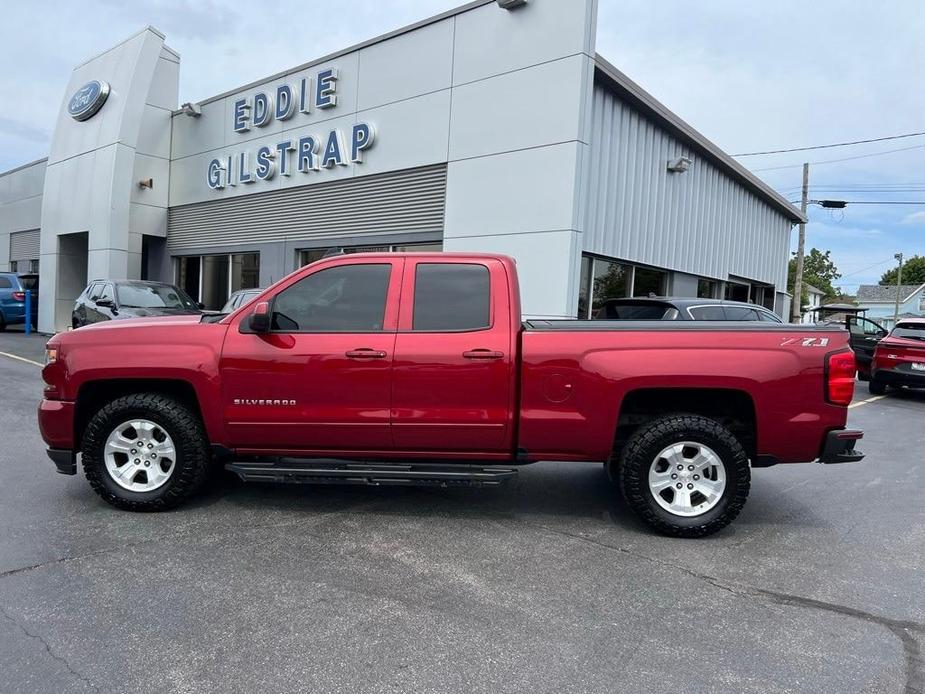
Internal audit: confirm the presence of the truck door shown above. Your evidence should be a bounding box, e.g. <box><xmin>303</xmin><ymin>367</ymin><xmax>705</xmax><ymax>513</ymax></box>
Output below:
<box><xmin>219</xmin><ymin>258</ymin><xmax>402</xmax><ymax>452</ymax></box>
<box><xmin>391</xmin><ymin>258</ymin><xmax>516</xmax><ymax>455</ymax></box>
<box><xmin>847</xmin><ymin>316</ymin><xmax>887</xmax><ymax>378</ymax></box>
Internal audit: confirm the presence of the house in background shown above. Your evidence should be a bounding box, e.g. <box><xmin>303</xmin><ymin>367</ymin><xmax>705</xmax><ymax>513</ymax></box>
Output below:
<box><xmin>801</xmin><ymin>283</ymin><xmax>826</xmax><ymax>323</ymax></box>
<box><xmin>856</xmin><ymin>283</ymin><xmax>925</xmax><ymax>329</ymax></box>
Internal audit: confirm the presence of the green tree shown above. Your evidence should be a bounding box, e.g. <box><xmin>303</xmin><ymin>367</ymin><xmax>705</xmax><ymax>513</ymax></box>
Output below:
<box><xmin>880</xmin><ymin>255</ymin><xmax>925</xmax><ymax>286</ymax></box>
<box><xmin>788</xmin><ymin>248</ymin><xmax>842</xmax><ymax>302</ymax></box>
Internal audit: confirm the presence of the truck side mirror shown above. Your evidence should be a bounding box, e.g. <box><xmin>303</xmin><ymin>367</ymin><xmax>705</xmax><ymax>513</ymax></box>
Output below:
<box><xmin>248</xmin><ymin>301</ymin><xmax>271</xmax><ymax>333</ymax></box>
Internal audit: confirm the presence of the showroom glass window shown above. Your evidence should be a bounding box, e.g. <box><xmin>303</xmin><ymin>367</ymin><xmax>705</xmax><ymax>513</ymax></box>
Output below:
<box><xmin>271</xmin><ymin>264</ymin><xmax>391</xmax><ymax>332</ymax></box>
<box><xmin>632</xmin><ymin>267</ymin><xmax>667</xmax><ymax>297</ymax></box>
<box><xmin>724</xmin><ymin>281</ymin><xmax>750</xmax><ymax>303</ymax></box>
<box><xmin>697</xmin><ymin>279</ymin><xmax>718</xmax><ymax>299</ymax></box>
<box><xmin>175</xmin><ymin>253</ymin><xmax>260</xmax><ymax>310</ymax></box>
<box><xmin>577</xmin><ymin>254</ymin><xmax>667</xmax><ymax>318</ymax></box>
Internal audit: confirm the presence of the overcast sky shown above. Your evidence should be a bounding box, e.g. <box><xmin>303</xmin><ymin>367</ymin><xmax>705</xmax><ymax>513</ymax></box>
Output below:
<box><xmin>2</xmin><ymin>0</ymin><xmax>923</xmax><ymax>291</ymax></box>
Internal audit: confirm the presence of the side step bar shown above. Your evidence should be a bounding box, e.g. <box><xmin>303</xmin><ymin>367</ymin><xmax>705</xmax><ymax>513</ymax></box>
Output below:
<box><xmin>225</xmin><ymin>459</ymin><xmax>518</xmax><ymax>488</ymax></box>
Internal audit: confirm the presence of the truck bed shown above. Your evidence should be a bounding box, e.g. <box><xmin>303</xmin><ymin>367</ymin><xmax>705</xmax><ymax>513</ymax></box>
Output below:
<box><xmin>523</xmin><ymin>319</ymin><xmax>848</xmax><ymax>332</ymax></box>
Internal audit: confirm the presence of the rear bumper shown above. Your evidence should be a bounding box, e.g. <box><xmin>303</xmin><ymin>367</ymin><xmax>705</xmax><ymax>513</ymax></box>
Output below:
<box><xmin>872</xmin><ymin>366</ymin><xmax>925</xmax><ymax>389</ymax></box>
<box><xmin>47</xmin><ymin>448</ymin><xmax>76</xmax><ymax>475</ymax></box>
<box><xmin>818</xmin><ymin>429</ymin><xmax>864</xmax><ymax>464</ymax></box>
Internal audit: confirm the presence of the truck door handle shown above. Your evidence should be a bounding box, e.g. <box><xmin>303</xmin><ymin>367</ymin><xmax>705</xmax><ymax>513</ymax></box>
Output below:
<box><xmin>345</xmin><ymin>349</ymin><xmax>387</xmax><ymax>359</ymax></box>
<box><xmin>463</xmin><ymin>349</ymin><xmax>504</xmax><ymax>360</ymax></box>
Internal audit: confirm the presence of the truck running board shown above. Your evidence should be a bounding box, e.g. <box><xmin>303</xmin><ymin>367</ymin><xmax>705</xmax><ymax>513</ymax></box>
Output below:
<box><xmin>225</xmin><ymin>459</ymin><xmax>518</xmax><ymax>488</ymax></box>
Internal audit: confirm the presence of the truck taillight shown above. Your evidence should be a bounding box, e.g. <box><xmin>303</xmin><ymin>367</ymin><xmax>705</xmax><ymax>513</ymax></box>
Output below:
<box><xmin>826</xmin><ymin>351</ymin><xmax>856</xmax><ymax>406</ymax></box>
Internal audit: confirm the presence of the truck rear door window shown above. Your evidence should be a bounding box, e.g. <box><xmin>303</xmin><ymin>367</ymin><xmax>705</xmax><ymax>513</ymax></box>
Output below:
<box><xmin>413</xmin><ymin>263</ymin><xmax>490</xmax><ymax>331</ymax></box>
<box><xmin>271</xmin><ymin>264</ymin><xmax>391</xmax><ymax>332</ymax></box>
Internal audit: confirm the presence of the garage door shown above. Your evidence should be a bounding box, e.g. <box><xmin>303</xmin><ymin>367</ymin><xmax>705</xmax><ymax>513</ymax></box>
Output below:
<box><xmin>9</xmin><ymin>229</ymin><xmax>40</xmax><ymax>261</ymax></box>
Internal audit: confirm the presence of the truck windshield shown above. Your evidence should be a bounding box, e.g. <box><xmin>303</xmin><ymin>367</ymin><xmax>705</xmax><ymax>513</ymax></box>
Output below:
<box><xmin>892</xmin><ymin>323</ymin><xmax>925</xmax><ymax>341</ymax></box>
<box><xmin>117</xmin><ymin>283</ymin><xmax>197</xmax><ymax>310</ymax></box>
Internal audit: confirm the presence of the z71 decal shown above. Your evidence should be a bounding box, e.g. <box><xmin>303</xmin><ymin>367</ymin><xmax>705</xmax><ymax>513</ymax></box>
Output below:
<box><xmin>780</xmin><ymin>337</ymin><xmax>830</xmax><ymax>347</ymax></box>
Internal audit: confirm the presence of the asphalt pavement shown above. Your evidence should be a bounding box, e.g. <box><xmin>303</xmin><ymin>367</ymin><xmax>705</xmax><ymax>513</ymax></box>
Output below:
<box><xmin>0</xmin><ymin>331</ymin><xmax>922</xmax><ymax>694</ymax></box>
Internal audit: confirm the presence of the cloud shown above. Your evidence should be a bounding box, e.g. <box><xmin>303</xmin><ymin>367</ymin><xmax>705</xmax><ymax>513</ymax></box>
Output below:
<box><xmin>0</xmin><ymin>116</ymin><xmax>49</xmax><ymax>144</ymax></box>
<box><xmin>901</xmin><ymin>211</ymin><xmax>925</xmax><ymax>225</ymax></box>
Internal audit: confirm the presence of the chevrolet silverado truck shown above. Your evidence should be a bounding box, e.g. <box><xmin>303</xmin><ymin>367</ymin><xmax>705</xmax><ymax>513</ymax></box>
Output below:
<box><xmin>39</xmin><ymin>253</ymin><xmax>863</xmax><ymax>537</ymax></box>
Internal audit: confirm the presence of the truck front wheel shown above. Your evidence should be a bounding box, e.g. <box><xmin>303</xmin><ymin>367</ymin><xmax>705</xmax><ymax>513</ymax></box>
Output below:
<box><xmin>617</xmin><ymin>415</ymin><xmax>750</xmax><ymax>538</ymax></box>
<box><xmin>81</xmin><ymin>393</ymin><xmax>210</xmax><ymax>511</ymax></box>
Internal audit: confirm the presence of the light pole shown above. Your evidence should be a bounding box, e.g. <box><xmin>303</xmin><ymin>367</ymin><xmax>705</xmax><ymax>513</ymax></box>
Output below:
<box><xmin>790</xmin><ymin>163</ymin><xmax>810</xmax><ymax>323</ymax></box>
<box><xmin>893</xmin><ymin>252</ymin><xmax>904</xmax><ymax>326</ymax></box>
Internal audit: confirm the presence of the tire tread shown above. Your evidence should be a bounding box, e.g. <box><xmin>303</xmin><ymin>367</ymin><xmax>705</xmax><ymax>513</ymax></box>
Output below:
<box><xmin>617</xmin><ymin>414</ymin><xmax>750</xmax><ymax>538</ymax></box>
<box><xmin>81</xmin><ymin>393</ymin><xmax>209</xmax><ymax>512</ymax></box>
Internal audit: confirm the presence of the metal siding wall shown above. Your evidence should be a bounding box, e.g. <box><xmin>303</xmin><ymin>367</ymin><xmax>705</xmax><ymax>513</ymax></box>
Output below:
<box><xmin>585</xmin><ymin>85</ymin><xmax>791</xmax><ymax>289</ymax></box>
<box><xmin>9</xmin><ymin>229</ymin><xmax>40</xmax><ymax>260</ymax></box>
<box><xmin>168</xmin><ymin>165</ymin><xmax>447</xmax><ymax>252</ymax></box>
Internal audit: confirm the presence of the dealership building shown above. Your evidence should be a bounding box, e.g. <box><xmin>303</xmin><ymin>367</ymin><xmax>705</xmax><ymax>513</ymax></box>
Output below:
<box><xmin>0</xmin><ymin>0</ymin><xmax>803</xmax><ymax>334</ymax></box>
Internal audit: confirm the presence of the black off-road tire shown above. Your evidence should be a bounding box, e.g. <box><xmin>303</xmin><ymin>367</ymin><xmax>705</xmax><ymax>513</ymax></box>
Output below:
<box><xmin>82</xmin><ymin>393</ymin><xmax>210</xmax><ymax>511</ymax></box>
<box><xmin>867</xmin><ymin>378</ymin><xmax>887</xmax><ymax>395</ymax></box>
<box><xmin>617</xmin><ymin>414</ymin><xmax>750</xmax><ymax>538</ymax></box>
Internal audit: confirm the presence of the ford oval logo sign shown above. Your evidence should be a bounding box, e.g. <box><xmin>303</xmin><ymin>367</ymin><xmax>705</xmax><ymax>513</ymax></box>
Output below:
<box><xmin>67</xmin><ymin>80</ymin><xmax>110</xmax><ymax>121</ymax></box>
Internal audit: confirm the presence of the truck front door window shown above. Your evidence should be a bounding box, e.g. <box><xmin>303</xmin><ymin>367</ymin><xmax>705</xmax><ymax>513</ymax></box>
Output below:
<box><xmin>272</xmin><ymin>264</ymin><xmax>391</xmax><ymax>332</ymax></box>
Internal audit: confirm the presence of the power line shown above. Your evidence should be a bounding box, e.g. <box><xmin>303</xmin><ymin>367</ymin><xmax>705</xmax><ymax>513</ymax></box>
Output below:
<box><xmin>787</xmin><ymin>199</ymin><xmax>925</xmax><ymax>204</ymax></box>
<box><xmin>839</xmin><ymin>258</ymin><xmax>897</xmax><ymax>279</ymax></box>
<box><xmin>733</xmin><ymin>131</ymin><xmax>925</xmax><ymax>156</ymax></box>
<box><xmin>751</xmin><ymin>143</ymin><xmax>925</xmax><ymax>172</ymax></box>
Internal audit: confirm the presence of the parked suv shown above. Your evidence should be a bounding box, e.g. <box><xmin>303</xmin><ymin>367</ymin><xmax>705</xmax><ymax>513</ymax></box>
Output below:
<box><xmin>869</xmin><ymin>318</ymin><xmax>925</xmax><ymax>394</ymax></box>
<box><xmin>0</xmin><ymin>272</ymin><xmax>39</xmax><ymax>331</ymax></box>
<box><xmin>594</xmin><ymin>297</ymin><xmax>783</xmax><ymax>322</ymax></box>
<box><xmin>72</xmin><ymin>280</ymin><xmax>201</xmax><ymax>328</ymax></box>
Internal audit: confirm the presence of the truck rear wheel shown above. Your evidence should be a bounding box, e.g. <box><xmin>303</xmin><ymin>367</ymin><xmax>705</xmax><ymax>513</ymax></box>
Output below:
<box><xmin>617</xmin><ymin>414</ymin><xmax>750</xmax><ymax>538</ymax></box>
<box><xmin>81</xmin><ymin>393</ymin><xmax>210</xmax><ymax>511</ymax></box>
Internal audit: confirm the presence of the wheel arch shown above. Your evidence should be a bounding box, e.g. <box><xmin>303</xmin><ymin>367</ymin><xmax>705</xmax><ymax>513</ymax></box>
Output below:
<box><xmin>74</xmin><ymin>379</ymin><xmax>206</xmax><ymax>452</ymax></box>
<box><xmin>612</xmin><ymin>388</ymin><xmax>757</xmax><ymax>463</ymax></box>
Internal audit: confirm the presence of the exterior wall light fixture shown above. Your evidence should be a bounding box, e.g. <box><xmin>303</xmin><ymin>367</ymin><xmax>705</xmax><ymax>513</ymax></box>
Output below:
<box><xmin>667</xmin><ymin>157</ymin><xmax>692</xmax><ymax>173</ymax></box>
<box><xmin>497</xmin><ymin>0</ymin><xmax>528</xmax><ymax>9</ymax></box>
<box><xmin>180</xmin><ymin>102</ymin><xmax>202</xmax><ymax>117</ymax></box>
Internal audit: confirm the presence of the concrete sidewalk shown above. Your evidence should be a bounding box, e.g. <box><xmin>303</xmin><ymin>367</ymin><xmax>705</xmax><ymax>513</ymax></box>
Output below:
<box><xmin>0</xmin><ymin>328</ymin><xmax>51</xmax><ymax>365</ymax></box>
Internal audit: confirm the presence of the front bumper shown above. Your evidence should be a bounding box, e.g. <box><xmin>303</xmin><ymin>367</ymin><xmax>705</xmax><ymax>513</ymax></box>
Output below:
<box><xmin>38</xmin><ymin>399</ymin><xmax>76</xmax><ymax>475</ymax></box>
<box><xmin>818</xmin><ymin>429</ymin><xmax>864</xmax><ymax>464</ymax></box>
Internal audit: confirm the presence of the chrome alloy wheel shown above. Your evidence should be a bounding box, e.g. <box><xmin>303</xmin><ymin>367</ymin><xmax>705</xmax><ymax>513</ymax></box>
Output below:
<box><xmin>103</xmin><ymin>420</ymin><xmax>176</xmax><ymax>492</ymax></box>
<box><xmin>648</xmin><ymin>441</ymin><xmax>727</xmax><ymax>517</ymax></box>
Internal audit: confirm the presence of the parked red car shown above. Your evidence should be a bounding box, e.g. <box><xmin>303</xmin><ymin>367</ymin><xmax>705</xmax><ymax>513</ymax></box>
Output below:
<box><xmin>39</xmin><ymin>253</ymin><xmax>862</xmax><ymax>537</ymax></box>
<box><xmin>869</xmin><ymin>318</ymin><xmax>925</xmax><ymax>394</ymax></box>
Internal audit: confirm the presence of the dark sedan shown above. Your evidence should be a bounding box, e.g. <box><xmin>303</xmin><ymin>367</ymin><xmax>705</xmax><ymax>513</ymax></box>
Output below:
<box><xmin>72</xmin><ymin>280</ymin><xmax>202</xmax><ymax>328</ymax></box>
<box><xmin>594</xmin><ymin>297</ymin><xmax>784</xmax><ymax>322</ymax></box>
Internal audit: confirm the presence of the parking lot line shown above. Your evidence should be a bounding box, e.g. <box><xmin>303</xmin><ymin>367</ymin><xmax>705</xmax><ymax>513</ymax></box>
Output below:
<box><xmin>848</xmin><ymin>395</ymin><xmax>887</xmax><ymax>409</ymax></box>
<box><xmin>0</xmin><ymin>351</ymin><xmax>43</xmax><ymax>368</ymax></box>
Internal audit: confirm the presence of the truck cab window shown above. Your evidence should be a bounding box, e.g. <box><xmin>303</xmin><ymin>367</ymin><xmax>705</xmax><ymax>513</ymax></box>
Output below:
<box><xmin>271</xmin><ymin>264</ymin><xmax>391</xmax><ymax>332</ymax></box>
<box><xmin>413</xmin><ymin>263</ymin><xmax>490</xmax><ymax>331</ymax></box>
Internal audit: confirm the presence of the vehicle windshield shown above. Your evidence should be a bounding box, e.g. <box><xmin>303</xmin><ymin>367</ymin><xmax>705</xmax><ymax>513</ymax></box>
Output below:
<box><xmin>116</xmin><ymin>283</ymin><xmax>198</xmax><ymax>310</ymax></box>
<box><xmin>892</xmin><ymin>323</ymin><xmax>925</xmax><ymax>341</ymax></box>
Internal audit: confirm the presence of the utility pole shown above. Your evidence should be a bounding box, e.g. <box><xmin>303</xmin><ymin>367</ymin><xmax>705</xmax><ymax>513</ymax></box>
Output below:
<box><xmin>893</xmin><ymin>252</ymin><xmax>904</xmax><ymax>325</ymax></box>
<box><xmin>790</xmin><ymin>162</ymin><xmax>810</xmax><ymax>323</ymax></box>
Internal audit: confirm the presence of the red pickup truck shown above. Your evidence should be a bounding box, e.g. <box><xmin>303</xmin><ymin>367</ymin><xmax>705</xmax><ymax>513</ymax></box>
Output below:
<box><xmin>39</xmin><ymin>253</ymin><xmax>863</xmax><ymax>537</ymax></box>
